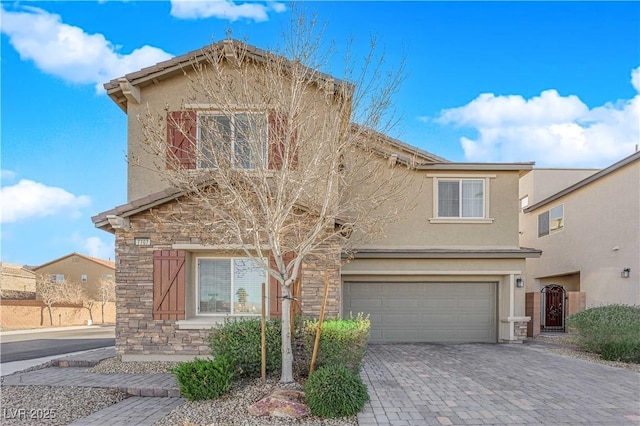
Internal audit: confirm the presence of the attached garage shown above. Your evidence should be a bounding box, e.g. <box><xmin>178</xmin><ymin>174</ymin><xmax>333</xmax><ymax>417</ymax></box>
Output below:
<box><xmin>343</xmin><ymin>281</ymin><xmax>497</xmax><ymax>343</ymax></box>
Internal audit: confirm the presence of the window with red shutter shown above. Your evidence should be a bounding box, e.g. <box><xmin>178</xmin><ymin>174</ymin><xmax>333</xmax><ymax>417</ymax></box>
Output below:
<box><xmin>268</xmin><ymin>112</ymin><xmax>298</xmax><ymax>170</ymax></box>
<box><xmin>269</xmin><ymin>251</ymin><xmax>299</xmax><ymax>318</ymax></box>
<box><xmin>153</xmin><ymin>250</ymin><xmax>186</xmax><ymax>320</ymax></box>
<box><xmin>166</xmin><ymin>111</ymin><xmax>197</xmax><ymax>170</ymax></box>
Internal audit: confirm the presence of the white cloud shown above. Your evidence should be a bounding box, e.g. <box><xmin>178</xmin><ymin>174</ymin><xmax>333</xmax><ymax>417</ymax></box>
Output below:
<box><xmin>0</xmin><ymin>5</ymin><xmax>173</xmax><ymax>92</ymax></box>
<box><xmin>83</xmin><ymin>236</ymin><xmax>115</xmax><ymax>260</ymax></box>
<box><xmin>170</xmin><ymin>0</ymin><xmax>286</xmax><ymax>22</ymax></box>
<box><xmin>437</xmin><ymin>67</ymin><xmax>640</xmax><ymax>167</ymax></box>
<box><xmin>1</xmin><ymin>179</ymin><xmax>91</xmax><ymax>224</ymax></box>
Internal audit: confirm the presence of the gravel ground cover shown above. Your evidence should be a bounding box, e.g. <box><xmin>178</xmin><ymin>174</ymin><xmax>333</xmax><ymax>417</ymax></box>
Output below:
<box><xmin>0</xmin><ymin>385</ymin><xmax>128</xmax><ymax>425</ymax></box>
<box><xmin>154</xmin><ymin>377</ymin><xmax>357</xmax><ymax>426</ymax></box>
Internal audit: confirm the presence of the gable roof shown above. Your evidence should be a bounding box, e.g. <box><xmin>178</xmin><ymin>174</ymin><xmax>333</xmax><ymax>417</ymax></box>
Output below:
<box><xmin>0</xmin><ymin>262</ymin><xmax>36</xmax><ymax>278</ymax></box>
<box><xmin>105</xmin><ymin>39</ymin><xmax>350</xmax><ymax>113</ymax></box>
<box><xmin>524</xmin><ymin>150</ymin><xmax>640</xmax><ymax>213</ymax></box>
<box><xmin>33</xmin><ymin>253</ymin><xmax>115</xmax><ymax>271</ymax></box>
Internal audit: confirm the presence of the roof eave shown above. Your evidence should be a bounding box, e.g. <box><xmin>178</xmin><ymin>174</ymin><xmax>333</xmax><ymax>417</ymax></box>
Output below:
<box><xmin>416</xmin><ymin>162</ymin><xmax>535</xmax><ymax>172</ymax></box>
<box><xmin>524</xmin><ymin>151</ymin><xmax>640</xmax><ymax>213</ymax></box>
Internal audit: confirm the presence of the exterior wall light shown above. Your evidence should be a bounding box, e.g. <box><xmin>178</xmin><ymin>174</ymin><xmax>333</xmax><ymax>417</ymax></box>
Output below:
<box><xmin>515</xmin><ymin>278</ymin><xmax>524</xmax><ymax>288</ymax></box>
<box><xmin>621</xmin><ymin>268</ymin><xmax>631</xmax><ymax>279</ymax></box>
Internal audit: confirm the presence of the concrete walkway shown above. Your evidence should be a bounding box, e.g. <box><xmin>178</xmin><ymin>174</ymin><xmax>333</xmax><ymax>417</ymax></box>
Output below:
<box><xmin>358</xmin><ymin>343</ymin><xmax>640</xmax><ymax>425</ymax></box>
<box><xmin>2</xmin><ymin>348</ymin><xmax>184</xmax><ymax>424</ymax></box>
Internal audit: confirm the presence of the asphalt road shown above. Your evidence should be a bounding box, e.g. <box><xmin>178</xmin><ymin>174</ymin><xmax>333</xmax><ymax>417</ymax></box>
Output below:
<box><xmin>0</xmin><ymin>326</ymin><xmax>115</xmax><ymax>363</ymax></box>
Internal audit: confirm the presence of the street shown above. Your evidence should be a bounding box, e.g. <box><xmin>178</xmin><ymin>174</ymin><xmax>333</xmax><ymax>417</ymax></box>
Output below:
<box><xmin>0</xmin><ymin>326</ymin><xmax>115</xmax><ymax>363</ymax></box>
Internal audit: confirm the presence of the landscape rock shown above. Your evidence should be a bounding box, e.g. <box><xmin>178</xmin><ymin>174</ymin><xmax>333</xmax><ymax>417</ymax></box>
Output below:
<box><xmin>248</xmin><ymin>389</ymin><xmax>310</xmax><ymax>418</ymax></box>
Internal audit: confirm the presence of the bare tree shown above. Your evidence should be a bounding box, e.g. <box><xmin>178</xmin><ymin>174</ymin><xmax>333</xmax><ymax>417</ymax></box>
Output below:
<box><xmin>64</xmin><ymin>281</ymin><xmax>97</xmax><ymax>324</ymax></box>
<box><xmin>98</xmin><ymin>276</ymin><xmax>116</xmax><ymax>324</ymax></box>
<box><xmin>139</xmin><ymin>12</ymin><xmax>412</xmax><ymax>383</ymax></box>
<box><xmin>35</xmin><ymin>274</ymin><xmax>67</xmax><ymax>326</ymax></box>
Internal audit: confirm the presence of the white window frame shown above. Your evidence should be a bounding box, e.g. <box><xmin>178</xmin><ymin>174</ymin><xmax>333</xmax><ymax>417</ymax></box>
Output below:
<box><xmin>428</xmin><ymin>175</ymin><xmax>494</xmax><ymax>223</ymax></box>
<box><xmin>195</xmin><ymin>256</ymin><xmax>267</xmax><ymax>317</ymax></box>
<box><xmin>81</xmin><ymin>274</ymin><xmax>88</xmax><ymax>283</ymax></box>
<box><xmin>49</xmin><ymin>274</ymin><xmax>64</xmax><ymax>284</ymax></box>
<box><xmin>538</xmin><ymin>204</ymin><xmax>564</xmax><ymax>238</ymax></box>
<box><xmin>520</xmin><ymin>195</ymin><xmax>529</xmax><ymax>210</ymax></box>
<box><xmin>196</xmin><ymin>112</ymin><xmax>267</xmax><ymax>170</ymax></box>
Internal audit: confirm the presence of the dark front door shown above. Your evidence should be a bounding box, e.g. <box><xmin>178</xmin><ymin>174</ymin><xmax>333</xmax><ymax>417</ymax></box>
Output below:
<box><xmin>542</xmin><ymin>285</ymin><xmax>565</xmax><ymax>332</ymax></box>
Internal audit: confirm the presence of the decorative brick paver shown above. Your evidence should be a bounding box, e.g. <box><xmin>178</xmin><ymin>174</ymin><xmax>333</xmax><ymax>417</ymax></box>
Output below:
<box><xmin>2</xmin><ymin>367</ymin><xmax>179</xmax><ymax>397</ymax></box>
<box><xmin>359</xmin><ymin>343</ymin><xmax>640</xmax><ymax>425</ymax></box>
<box><xmin>69</xmin><ymin>397</ymin><xmax>185</xmax><ymax>426</ymax></box>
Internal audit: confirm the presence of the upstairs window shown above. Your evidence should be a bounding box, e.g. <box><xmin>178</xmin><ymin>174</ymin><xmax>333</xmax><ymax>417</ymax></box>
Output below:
<box><xmin>198</xmin><ymin>113</ymin><xmax>267</xmax><ymax>170</ymax></box>
<box><xmin>49</xmin><ymin>274</ymin><xmax>64</xmax><ymax>284</ymax></box>
<box><xmin>81</xmin><ymin>274</ymin><xmax>88</xmax><ymax>283</ymax></box>
<box><xmin>538</xmin><ymin>205</ymin><xmax>564</xmax><ymax>237</ymax></box>
<box><xmin>437</xmin><ymin>179</ymin><xmax>485</xmax><ymax>218</ymax></box>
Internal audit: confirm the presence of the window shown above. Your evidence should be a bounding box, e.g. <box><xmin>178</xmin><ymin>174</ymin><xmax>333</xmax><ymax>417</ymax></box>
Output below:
<box><xmin>197</xmin><ymin>258</ymin><xmax>266</xmax><ymax>316</ymax></box>
<box><xmin>520</xmin><ymin>196</ymin><xmax>529</xmax><ymax>209</ymax></box>
<box><xmin>437</xmin><ymin>179</ymin><xmax>485</xmax><ymax>218</ymax></box>
<box><xmin>81</xmin><ymin>274</ymin><xmax>88</xmax><ymax>283</ymax></box>
<box><xmin>49</xmin><ymin>274</ymin><xmax>64</xmax><ymax>284</ymax></box>
<box><xmin>538</xmin><ymin>205</ymin><xmax>564</xmax><ymax>237</ymax></box>
<box><xmin>198</xmin><ymin>113</ymin><xmax>266</xmax><ymax>169</ymax></box>
<box><xmin>102</xmin><ymin>274</ymin><xmax>113</xmax><ymax>279</ymax></box>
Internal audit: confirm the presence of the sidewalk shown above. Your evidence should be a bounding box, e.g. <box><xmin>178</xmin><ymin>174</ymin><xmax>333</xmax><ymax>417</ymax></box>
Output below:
<box><xmin>2</xmin><ymin>347</ymin><xmax>185</xmax><ymax>425</ymax></box>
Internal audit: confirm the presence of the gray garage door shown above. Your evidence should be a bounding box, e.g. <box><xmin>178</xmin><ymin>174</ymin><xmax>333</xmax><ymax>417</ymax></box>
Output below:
<box><xmin>343</xmin><ymin>281</ymin><xmax>497</xmax><ymax>343</ymax></box>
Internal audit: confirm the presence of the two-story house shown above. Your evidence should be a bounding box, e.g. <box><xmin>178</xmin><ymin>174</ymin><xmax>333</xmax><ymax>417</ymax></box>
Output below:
<box><xmin>92</xmin><ymin>40</ymin><xmax>540</xmax><ymax>361</ymax></box>
<box><xmin>33</xmin><ymin>253</ymin><xmax>115</xmax><ymax>300</ymax></box>
<box><xmin>520</xmin><ymin>152</ymin><xmax>640</xmax><ymax>333</ymax></box>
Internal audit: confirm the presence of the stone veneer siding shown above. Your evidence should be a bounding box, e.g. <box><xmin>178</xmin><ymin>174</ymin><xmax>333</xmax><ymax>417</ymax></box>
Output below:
<box><xmin>114</xmin><ymin>198</ymin><xmax>341</xmax><ymax>357</ymax></box>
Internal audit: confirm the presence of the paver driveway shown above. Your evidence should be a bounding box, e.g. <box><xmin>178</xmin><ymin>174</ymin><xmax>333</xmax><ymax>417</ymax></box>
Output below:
<box><xmin>358</xmin><ymin>343</ymin><xmax>640</xmax><ymax>425</ymax></box>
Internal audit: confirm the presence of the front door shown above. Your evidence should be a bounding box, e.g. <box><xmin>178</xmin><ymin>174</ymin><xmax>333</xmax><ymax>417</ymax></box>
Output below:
<box><xmin>542</xmin><ymin>285</ymin><xmax>565</xmax><ymax>332</ymax></box>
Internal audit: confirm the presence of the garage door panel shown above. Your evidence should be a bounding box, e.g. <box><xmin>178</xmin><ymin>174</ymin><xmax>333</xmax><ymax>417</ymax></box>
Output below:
<box><xmin>349</xmin><ymin>298</ymin><xmax>382</xmax><ymax>309</ymax></box>
<box><xmin>343</xmin><ymin>281</ymin><xmax>497</xmax><ymax>343</ymax></box>
<box><xmin>384</xmin><ymin>298</ymin><xmax>422</xmax><ymax>309</ymax></box>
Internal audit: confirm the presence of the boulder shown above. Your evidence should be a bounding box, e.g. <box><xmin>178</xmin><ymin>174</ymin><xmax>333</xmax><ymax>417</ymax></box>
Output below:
<box><xmin>248</xmin><ymin>389</ymin><xmax>310</xmax><ymax>418</ymax></box>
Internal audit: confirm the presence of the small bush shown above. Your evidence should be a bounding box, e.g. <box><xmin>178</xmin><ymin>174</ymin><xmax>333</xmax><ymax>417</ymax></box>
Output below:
<box><xmin>304</xmin><ymin>365</ymin><xmax>369</xmax><ymax>418</ymax></box>
<box><xmin>300</xmin><ymin>313</ymin><xmax>370</xmax><ymax>373</ymax></box>
<box><xmin>566</xmin><ymin>304</ymin><xmax>640</xmax><ymax>363</ymax></box>
<box><xmin>208</xmin><ymin>318</ymin><xmax>282</xmax><ymax>377</ymax></box>
<box><xmin>172</xmin><ymin>356</ymin><xmax>235</xmax><ymax>400</ymax></box>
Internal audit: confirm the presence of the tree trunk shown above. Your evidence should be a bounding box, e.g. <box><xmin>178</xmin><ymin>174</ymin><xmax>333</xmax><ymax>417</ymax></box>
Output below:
<box><xmin>101</xmin><ymin>303</ymin><xmax>105</xmax><ymax>324</ymax></box>
<box><xmin>280</xmin><ymin>284</ymin><xmax>294</xmax><ymax>383</ymax></box>
<box><xmin>86</xmin><ymin>306</ymin><xmax>94</xmax><ymax>323</ymax></box>
<box><xmin>47</xmin><ymin>304</ymin><xmax>54</xmax><ymax>326</ymax></box>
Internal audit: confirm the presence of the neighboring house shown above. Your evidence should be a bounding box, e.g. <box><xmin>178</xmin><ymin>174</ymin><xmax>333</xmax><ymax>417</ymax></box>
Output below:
<box><xmin>33</xmin><ymin>253</ymin><xmax>115</xmax><ymax>300</ymax></box>
<box><xmin>0</xmin><ymin>262</ymin><xmax>36</xmax><ymax>299</ymax></box>
<box><xmin>92</xmin><ymin>40</ymin><xmax>540</xmax><ymax>361</ymax></box>
<box><xmin>520</xmin><ymin>152</ymin><xmax>640</xmax><ymax>333</ymax></box>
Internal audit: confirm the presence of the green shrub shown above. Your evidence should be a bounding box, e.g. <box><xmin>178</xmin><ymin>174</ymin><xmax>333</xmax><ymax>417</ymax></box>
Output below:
<box><xmin>300</xmin><ymin>313</ymin><xmax>370</xmax><ymax>373</ymax></box>
<box><xmin>304</xmin><ymin>365</ymin><xmax>369</xmax><ymax>418</ymax></box>
<box><xmin>566</xmin><ymin>304</ymin><xmax>640</xmax><ymax>363</ymax></box>
<box><xmin>208</xmin><ymin>318</ymin><xmax>282</xmax><ymax>377</ymax></box>
<box><xmin>172</xmin><ymin>356</ymin><xmax>235</xmax><ymax>400</ymax></box>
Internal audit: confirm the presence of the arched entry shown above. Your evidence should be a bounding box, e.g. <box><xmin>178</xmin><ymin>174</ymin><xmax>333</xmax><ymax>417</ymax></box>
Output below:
<box><xmin>541</xmin><ymin>285</ymin><xmax>566</xmax><ymax>332</ymax></box>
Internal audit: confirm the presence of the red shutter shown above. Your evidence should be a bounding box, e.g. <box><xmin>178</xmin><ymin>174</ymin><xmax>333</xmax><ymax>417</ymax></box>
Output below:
<box><xmin>167</xmin><ymin>111</ymin><xmax>197</xmax><ymax>170</ymax></box>
<box><xmin>268</xmin><ymin>112</ymin><xmax>298</xmax><ymax>170</ymax></box>
<box><xmin>153</xmin><ymin>250</ymin><xmax>186</xmax><ymax>320</ymax></box>
<box><xmin>269</xmin><ymin>251</ymin><xmax>299</xmax><ymax>318</ymax></box>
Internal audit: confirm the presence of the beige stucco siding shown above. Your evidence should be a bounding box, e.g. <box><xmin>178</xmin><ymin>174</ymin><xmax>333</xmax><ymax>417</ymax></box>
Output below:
<box><xmin>35</xmin><ymin>255</ymin><xmax>115</xmax><ymax>300</ymax></box>
<box><xmin>519</xmin><ymin>168</ymin><xmax>598</xmax><ymax>207</ymax></box>
<box><xmin>125</xmin><ymin>66</ymin><xmax>344</xmax><ymax>202</ymax></box>
<box><xmin>349</xmin><ymin>166</ymin><xmax>522</xmax><ymax>248</ymax></box>
<box><xmin>521</xmin><ymin>161</ymin><xmax>640</xmax><ymax>306</ymax></box>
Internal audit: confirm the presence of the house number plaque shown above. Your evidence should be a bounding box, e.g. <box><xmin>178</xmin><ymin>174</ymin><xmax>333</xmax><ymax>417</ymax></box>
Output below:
<box><xmin>134</xmin><ymin>237</ymin><xmax>151</xmax><ymax>246</ymax></box>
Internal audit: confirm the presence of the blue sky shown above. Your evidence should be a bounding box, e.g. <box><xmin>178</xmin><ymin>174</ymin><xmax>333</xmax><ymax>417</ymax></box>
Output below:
<box><xmin>1</xmin><ymin>1</ymin><xmax>639</xmax><ymax>266</ymax></box>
